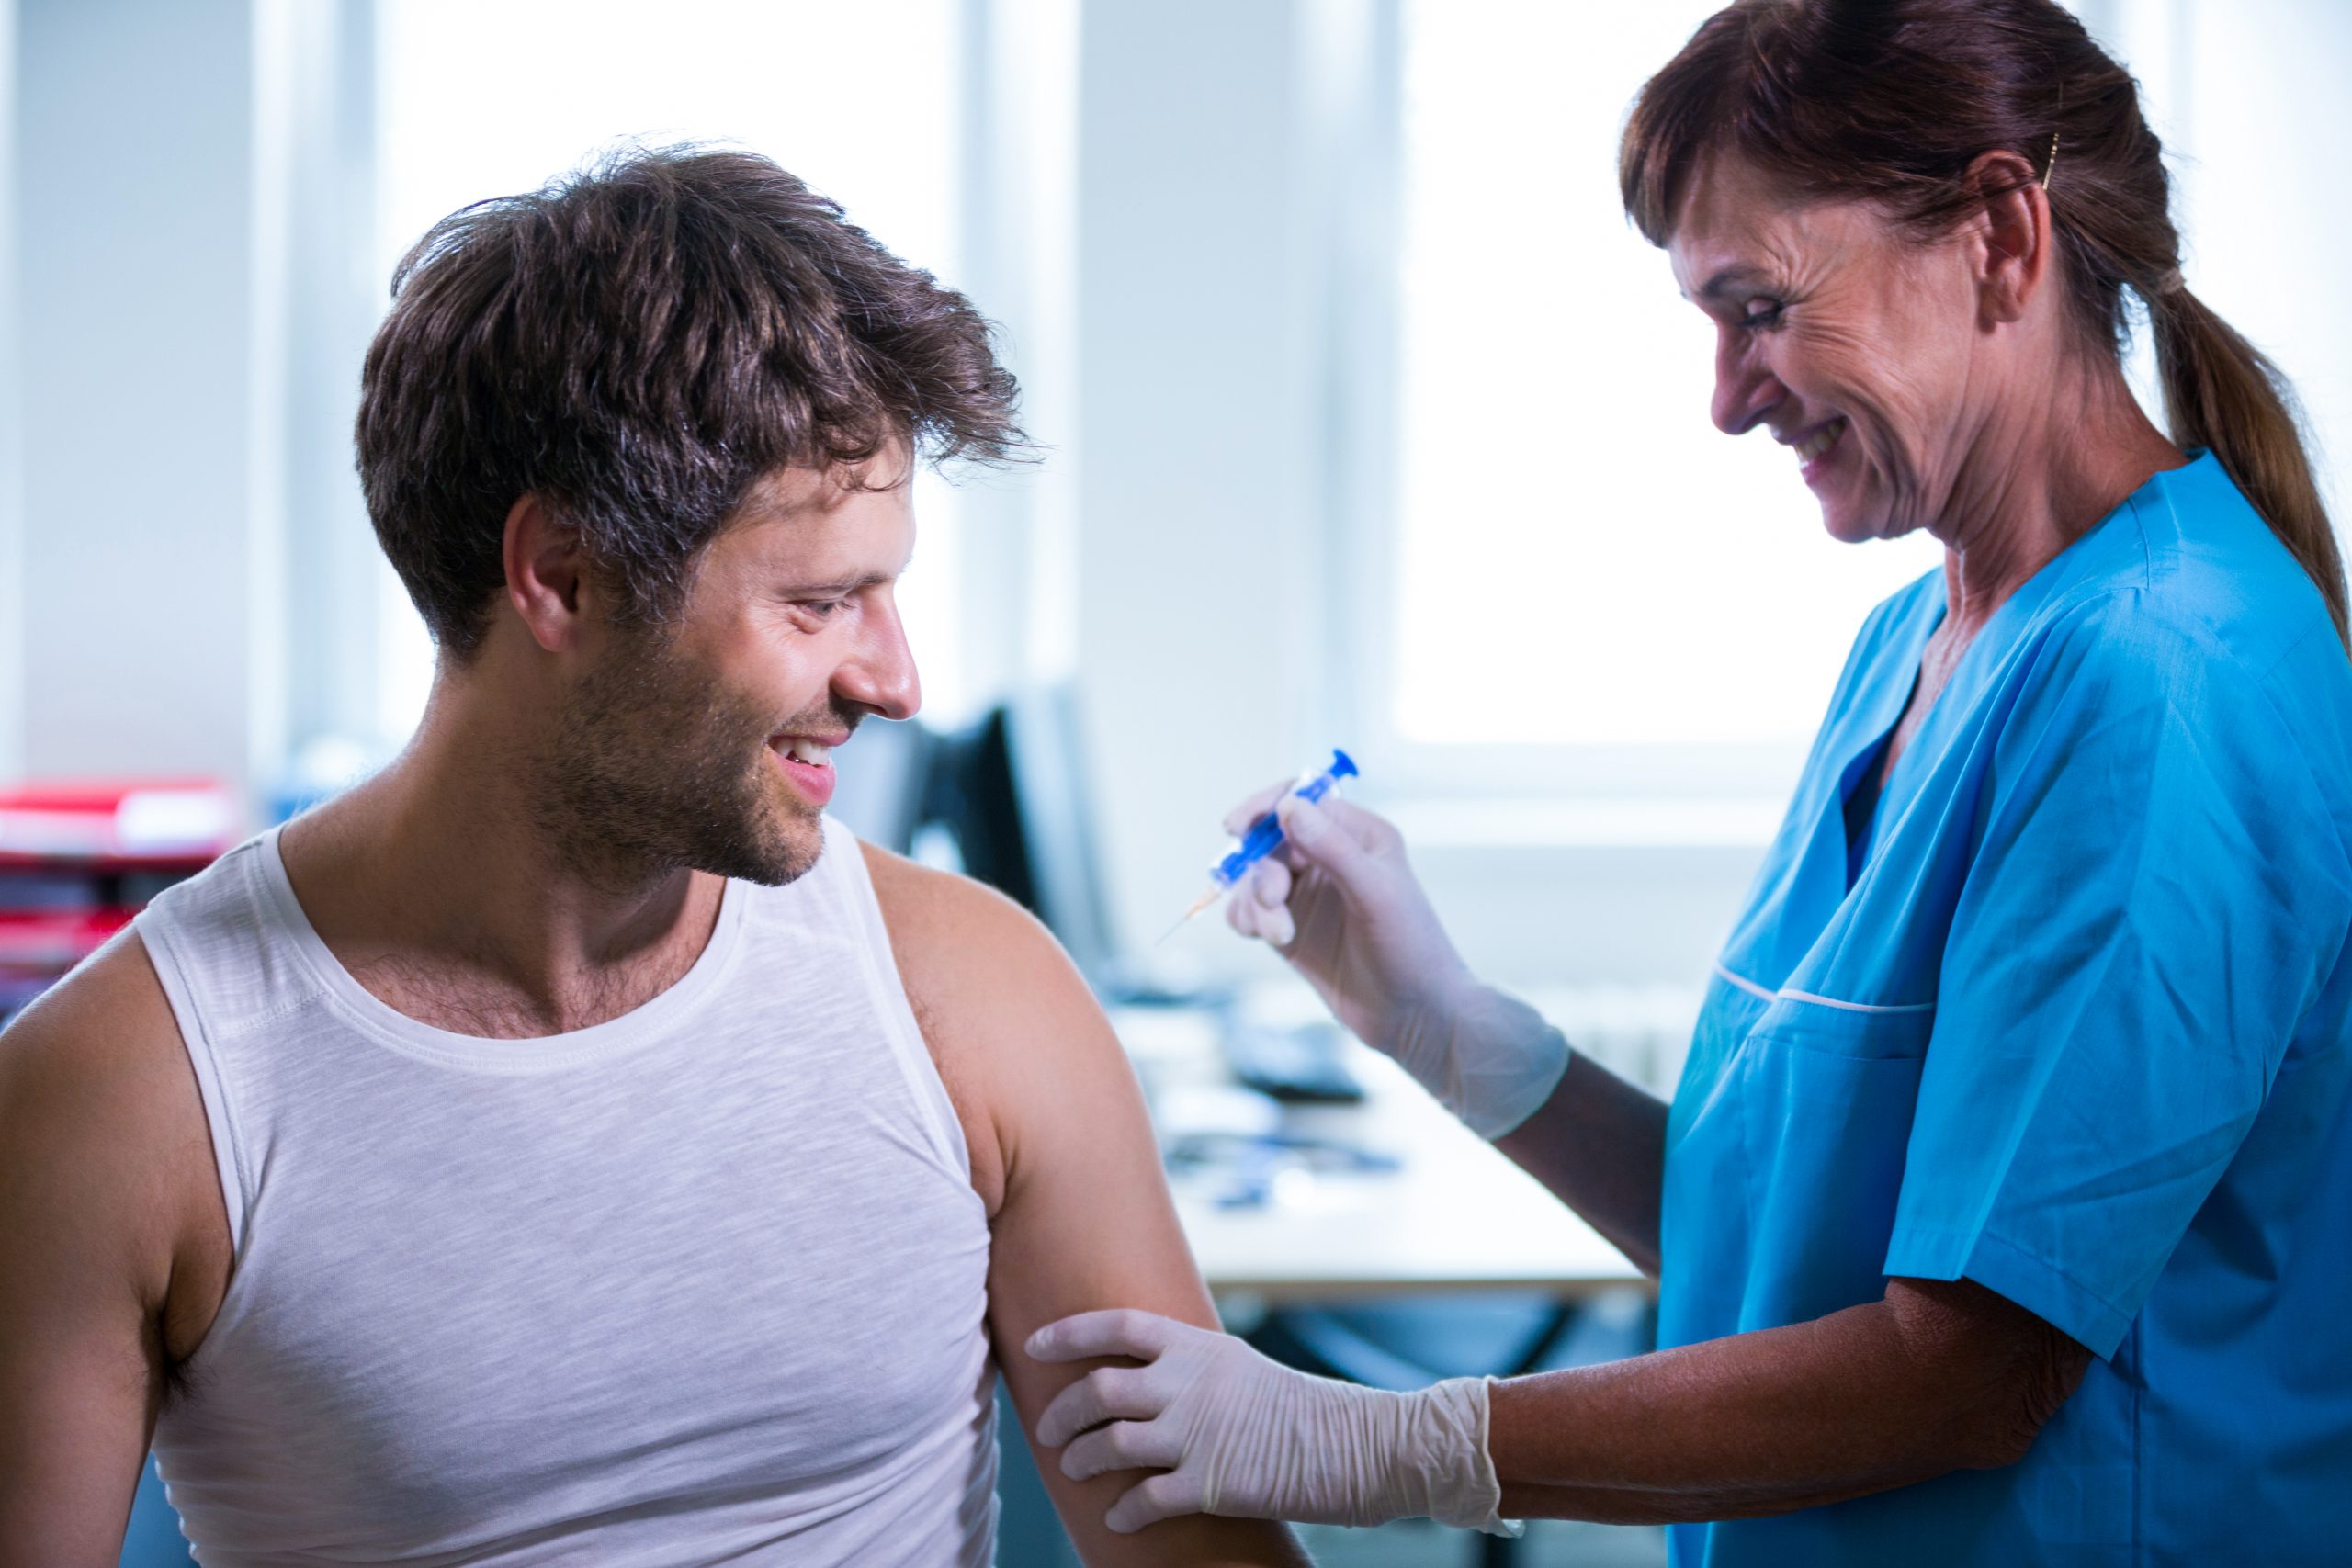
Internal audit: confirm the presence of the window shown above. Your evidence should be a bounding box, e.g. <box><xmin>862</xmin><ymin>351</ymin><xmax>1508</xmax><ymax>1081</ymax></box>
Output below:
<box><xmin>1382</xmin><ymin>0</ymin><xmax>1939</xmax><ymax>795</ymax></box>
<box><xmin>371</xmin><ymin>0</ymin><xmax>967</xmax><ymax>739</ymax></box>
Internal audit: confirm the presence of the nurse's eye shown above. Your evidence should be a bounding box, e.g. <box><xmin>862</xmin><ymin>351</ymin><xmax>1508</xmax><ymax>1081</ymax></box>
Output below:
<box><xmin>1740</xmin><ymin>299</ymin><xmax>1787</xmax><ymax>332</ymax></box>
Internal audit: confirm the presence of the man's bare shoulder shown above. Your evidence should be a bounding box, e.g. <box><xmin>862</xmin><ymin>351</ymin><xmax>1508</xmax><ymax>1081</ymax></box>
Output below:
<box><xmin>0</xmin><ymin>931</ymin><xmax>228</xmax><ymax>1352</ymax></box>
<box><xmin>856</xmin><ymin>840</ymin><xmax>1086</xmax><ymax>1009</ymax></box>
<box><xmin>856</xmin><ymin>840</ymin><xmax>1116</xmax><ymax>1209</ymax></box>
<box><xmin>854</xmin><ymin>852</ymin><xmax>1310</xmax><ymax>1567</ymax></box>
<box><xmin>2</xmin><ymin>931</ymin><xmax>191</xmax><ymax>1147</ymax></box>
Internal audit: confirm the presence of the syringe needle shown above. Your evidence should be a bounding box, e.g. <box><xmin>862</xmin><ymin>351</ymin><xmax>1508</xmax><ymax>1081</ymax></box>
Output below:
<box><xmin>1159</xmin><ymin>751</ymin><xmax>1357</xmax><ymax>948</ymax></box>
<box><xmin>1157</xmin><ymin>886</ymin><xmax>1220</xmax><ymax>945</ymax></box>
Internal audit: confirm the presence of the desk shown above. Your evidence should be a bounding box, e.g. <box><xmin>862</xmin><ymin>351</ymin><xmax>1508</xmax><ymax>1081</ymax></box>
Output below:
<box><xmin>1115</xmin><ymin>1005</ymin><xmax>1651</xmax><ymax>1304</ymax></box>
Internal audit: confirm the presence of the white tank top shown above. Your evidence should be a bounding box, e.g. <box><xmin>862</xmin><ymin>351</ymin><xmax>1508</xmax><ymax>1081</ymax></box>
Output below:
<box><xmin>135</xmin><ymin>816</ymin><xmax>998</xmax><ymax>1567</ymax></box>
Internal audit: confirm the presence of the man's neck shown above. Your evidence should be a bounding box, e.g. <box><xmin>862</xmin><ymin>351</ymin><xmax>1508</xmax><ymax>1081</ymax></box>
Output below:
<box><xmin>277</xmin><ymin>689</ymin><xmax>726</xmax><ymax>1039</ymax></box>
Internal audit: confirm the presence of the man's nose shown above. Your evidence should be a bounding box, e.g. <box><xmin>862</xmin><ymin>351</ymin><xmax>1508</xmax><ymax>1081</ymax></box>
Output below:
<box><xmin>838</xmin><ymin>600</ymin><xmax>921</xmax><ymax>723</ymax></box>
<box><xmin>1712</xmin><ymin>326</ymin><xmax>1782</xmax><ymax>437</ymax></box>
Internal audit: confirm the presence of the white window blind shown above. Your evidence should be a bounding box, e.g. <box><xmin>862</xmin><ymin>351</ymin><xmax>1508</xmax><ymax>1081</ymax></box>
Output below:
<box><xmin>1389</xmin><ymin>0</ymin><xmax>1940</xmax><ymax>760</ymax></box>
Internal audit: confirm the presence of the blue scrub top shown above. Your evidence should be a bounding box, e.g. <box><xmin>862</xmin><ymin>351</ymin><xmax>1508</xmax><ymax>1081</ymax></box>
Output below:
<box><xmin>1660</xmin><ymin>454</ymin><xmax>2352</xmax><ymax>1568</ymax></box>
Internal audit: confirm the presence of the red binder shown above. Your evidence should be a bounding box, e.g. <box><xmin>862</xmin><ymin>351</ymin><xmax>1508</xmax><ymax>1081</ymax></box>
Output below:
<box><xmin>0</xmin><ymin>779</ymin><xmax>237</xmax><ymax>1021</ymax></box>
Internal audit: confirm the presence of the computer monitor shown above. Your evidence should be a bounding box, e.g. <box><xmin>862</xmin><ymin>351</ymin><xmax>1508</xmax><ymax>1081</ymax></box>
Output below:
<box><xmin>822</xmin><ymin>716</ymin><xmax>937</xmax><ymax>855</ymax></box>
<box><xmin>921</xmin><ymin>687</ymin><xmax>1125</xmax><ymax>991</ymax></box>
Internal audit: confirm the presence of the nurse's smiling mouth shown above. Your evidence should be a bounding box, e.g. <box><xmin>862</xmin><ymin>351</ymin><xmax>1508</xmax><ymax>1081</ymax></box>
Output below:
<box><xmin>1779</xmin><ymin>416</ymin><xmax>1850</xmax><ymax>487</ymax></box>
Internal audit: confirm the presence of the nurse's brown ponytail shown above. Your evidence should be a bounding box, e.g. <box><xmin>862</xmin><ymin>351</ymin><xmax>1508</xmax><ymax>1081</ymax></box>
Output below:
<box><xmin>2145</xmin><ymin>281</ymin><xmax>2346</xmax><ymax>648</ymax></box>
<box><xmin>1619</xmin><ymin>0</ymin><xmax>2349</xmax><ymax>653</ymax></box>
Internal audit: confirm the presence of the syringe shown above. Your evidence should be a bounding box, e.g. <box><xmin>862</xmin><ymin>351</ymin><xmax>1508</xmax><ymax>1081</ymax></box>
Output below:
<box><xmin>1160</xmin><ymin>750</ymin><xmax>1361</xmax><ymax>941</ymax></box>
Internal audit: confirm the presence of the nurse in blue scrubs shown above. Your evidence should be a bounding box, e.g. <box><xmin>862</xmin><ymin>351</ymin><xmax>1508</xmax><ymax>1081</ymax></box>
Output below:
<box><xmin>1024</xmin><ymin>2</ymin><xmax>2352</xmax><ymax>1563</ymax></box>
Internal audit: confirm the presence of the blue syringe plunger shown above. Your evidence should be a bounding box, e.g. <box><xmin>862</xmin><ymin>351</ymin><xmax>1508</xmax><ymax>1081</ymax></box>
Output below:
<box><xmin>1210</xmin><ymin>749</ymin><xmax>1358</xmax><ymax>889</ymax></box>
<box><xmin>1162</xmin><ymin>750</ymin><xmax>1359</xmax><ymax>940</ymax></box>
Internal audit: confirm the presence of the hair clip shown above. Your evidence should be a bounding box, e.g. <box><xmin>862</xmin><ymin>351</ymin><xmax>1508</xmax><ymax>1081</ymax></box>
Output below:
<box><xmin>2041</xmin><ymin>132</ymin><xmax>2061</xmax><ymax>191</ymax></box>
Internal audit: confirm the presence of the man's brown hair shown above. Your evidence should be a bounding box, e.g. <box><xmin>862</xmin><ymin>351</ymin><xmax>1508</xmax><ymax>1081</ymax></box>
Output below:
<box><xmin>356</xmin><ymin>144</ymin><xmax>1024</xmax><ymax>657</ymax></box>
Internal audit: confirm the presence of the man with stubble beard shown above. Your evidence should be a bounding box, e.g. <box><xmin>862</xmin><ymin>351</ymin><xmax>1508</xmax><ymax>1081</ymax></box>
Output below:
<box><xmin>0</xmin><ymin>148</ymin><xmax>1308</xmax><ymax>1568</ymax></box>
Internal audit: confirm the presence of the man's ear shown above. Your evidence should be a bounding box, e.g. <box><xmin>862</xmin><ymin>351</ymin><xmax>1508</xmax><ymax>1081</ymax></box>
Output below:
<box><xmin>1964</xmin><ymin>149</ymin><xmax>2053</xmax><ymax>329</ymax></box>
<box><xmin>502</xmin><ymin>494</ymin><xmax>589</xmax><ymax>654</ymax></box>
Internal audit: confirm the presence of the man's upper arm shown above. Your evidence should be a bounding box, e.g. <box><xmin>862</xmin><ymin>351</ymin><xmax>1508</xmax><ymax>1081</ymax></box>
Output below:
<box><xmin>0</xmin><ymin>934</ymin><xmax>208</xmax><ymax>1566</ymax></box>
<box><xmin>865</xmin><ymin>847</ymin><xmax>1308</xmax><ymax>1568</ymax></box>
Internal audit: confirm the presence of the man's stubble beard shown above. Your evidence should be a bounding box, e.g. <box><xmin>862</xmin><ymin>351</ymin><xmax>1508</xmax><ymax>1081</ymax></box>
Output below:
<box><xmin>535</xmin><ymin>624</ymin><xmax>825</xmax><ymax>892</ymax></box>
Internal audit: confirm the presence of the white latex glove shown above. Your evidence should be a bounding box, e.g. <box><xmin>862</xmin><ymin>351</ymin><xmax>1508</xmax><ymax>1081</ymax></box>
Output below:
<box><xmin>1222</xmin><ymin>784</ymin><xmax>1568</xmax><ymax>1139</ymax></box>
<box><xmin>1026</xmin><ymin>1309</ymin><xmax>1519</xmax><ymax>1537</ymax></box>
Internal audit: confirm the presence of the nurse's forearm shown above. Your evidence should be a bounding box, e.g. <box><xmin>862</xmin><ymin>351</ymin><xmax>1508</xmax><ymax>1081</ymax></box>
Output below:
<box><xmin>1491</xmin><ymin>1050</ymin><xmax>1667</xmax><ymax>1275</ymax></box>
<box><xmin>1485</xmin><ymin>1278</ymin><xmax>2089</xmax><ymax>1523</ymax></box>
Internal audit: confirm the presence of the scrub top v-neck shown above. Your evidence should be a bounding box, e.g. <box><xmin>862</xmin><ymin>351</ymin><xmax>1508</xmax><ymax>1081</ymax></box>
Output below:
<box><xmin>1657</xmin><ymin>453</ymin><xmax>2352</xmax><ymax>1568</ymax></box>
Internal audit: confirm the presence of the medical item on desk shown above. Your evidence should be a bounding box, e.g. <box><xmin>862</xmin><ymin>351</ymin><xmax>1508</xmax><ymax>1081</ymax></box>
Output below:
<box><xmin>1163</xmin><ymin>1128</ymin><xmax>1402</xmax><ymax>1211</ymax></box>
<box><xmin>1161</xmin><ymin>749</ymin><xmax>1360</xmax><ymax>941</ymax></box>
<box><xmin>1152</xmin><ymin>1079</ymin><xmax>1395</xmax><ymax>1209</ymax></box>
<box><xmin>1223</xmin><ymin>1019</ymin><xmax>1365</xmax><ymax>1103</ymax></box>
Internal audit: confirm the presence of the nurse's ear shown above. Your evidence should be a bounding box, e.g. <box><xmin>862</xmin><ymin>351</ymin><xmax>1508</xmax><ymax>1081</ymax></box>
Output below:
<box><xmin>1961</xmin><ymin>149</ymin><xmax>2055</xmax><ymax>330</ymax></box>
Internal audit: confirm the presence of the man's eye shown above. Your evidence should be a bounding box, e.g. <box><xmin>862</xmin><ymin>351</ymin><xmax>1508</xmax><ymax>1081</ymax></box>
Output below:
<box><xmin>1741</xmin><ymin>300</ymin><xmax>1786</xmax><ymax>330</ymax></box>
<box><xmin>799</xmin><ymin>600</ymin><xmax>843</xmax><ymax>618</ymax></box>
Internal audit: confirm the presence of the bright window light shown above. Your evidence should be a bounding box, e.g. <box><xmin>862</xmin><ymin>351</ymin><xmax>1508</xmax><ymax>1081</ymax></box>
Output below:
<box><xmin>372</xmin><ymin>0</ymin><xmax>966</xmax><ymax>741</ymax></box>
<box><xmin>1393</xmin><ymin>0</ymin><xmax>1940</xmax><ymax>748</ymax></box>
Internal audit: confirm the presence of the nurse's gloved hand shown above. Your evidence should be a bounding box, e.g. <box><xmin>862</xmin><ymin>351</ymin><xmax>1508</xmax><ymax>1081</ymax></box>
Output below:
<box><xmin>1027</xmin><ymin>1309</ymin><xmax>1518</xmax><ymax>1537</ymax></box>
<box><xmin>1223</xmin><ymin>785</ymin><xmax>1568</xmax><ymax>1139</ymax></box>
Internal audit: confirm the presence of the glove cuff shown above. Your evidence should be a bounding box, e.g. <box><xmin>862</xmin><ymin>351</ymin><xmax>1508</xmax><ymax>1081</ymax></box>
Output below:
<box><xmin>1395</xmin><ymin>1375</ymin><xmax>1523</xmax><ymax>1537</ymax></box>
<box><xmin>1398</xmin><ymin>984</ymin><xmax>1570</xmax><ymax>1140</ymax></box>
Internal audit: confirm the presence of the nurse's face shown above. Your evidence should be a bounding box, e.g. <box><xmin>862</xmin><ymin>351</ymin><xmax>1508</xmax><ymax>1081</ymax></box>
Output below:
<box><xmin>1667</xmin><ymin>153</ymin><xmax>1986</xmax><ymax>545</ymax></box>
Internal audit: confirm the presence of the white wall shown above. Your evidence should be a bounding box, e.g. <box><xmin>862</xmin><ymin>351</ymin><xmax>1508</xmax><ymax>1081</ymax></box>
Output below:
<box><xmin>1070</xmin><ymin>0</ymin><xmax>1354</xmax><ymax>970</ymax></box>
<box><xmin>2077</xmin><ymin>0</ymin><xmax>2351</xmax><ymax>525</ymax></box>
<box><xmin>2168</xmin><ymin>0</ymin><xmax>2351</xmax><ymax>525</ymax></box>
<box><xmin>274</xmin><ymin>0</ymin><xmax>380</xmax><ymax>763</ymax></box>
<box><xmin>1065</xmin><ymin>0</ymin><xmax>1766</xmax><ymax>991</ymax></box>
<box><xmin>0</xmin><ymin>0</ymin><xmax>19</xmax><ymax>787</ymax></box>
<box><xmin>1071</xmin><ymin>0</ymin><xmax>2352</xmax><ymax>996</ymax></box>
<box><xmin>952</xmin><ymin>0</ymin><xmax>1081</xmax><ymax>713</ymax></box>
<box><xmin>2</xmin><ymin>0</ymin><xmax>2345</xmax><ymax>998</ymax></box>
<box><xmin>16</xmin><ymin>0</ymin><xmax>282</xmax><ymax>796</ymax></box>
<box><xmin>6</xmin><ymin>0</ymin><xmax>372</xmax><ymax>807</ymax></box>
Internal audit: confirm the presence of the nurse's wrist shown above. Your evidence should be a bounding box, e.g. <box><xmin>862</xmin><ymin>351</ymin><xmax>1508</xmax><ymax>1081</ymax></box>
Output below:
<box><xmin>1388</xmin><ymin>981</ymin><xmax>1571</xmax><ymax>1139</ymax></box>
<box><xmin>1452</xmin><ymin>989</ymin><xmax>1571</xmax><ymax>1139</ymax></box>
<box><xmin>1385</xmin><ymin>1375</ymin><xmax>1522</xmax><ymax>1536</ymax></box>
